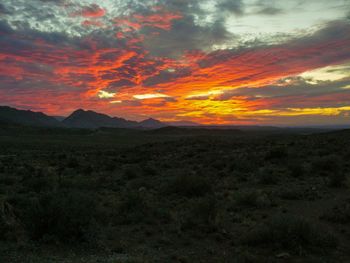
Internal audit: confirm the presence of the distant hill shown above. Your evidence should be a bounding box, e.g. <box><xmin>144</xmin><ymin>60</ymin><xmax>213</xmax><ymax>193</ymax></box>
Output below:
<box><xmin>139</xmin><ymin>118</ymin><xmax>167</xmax><ymax>129</ymax></box>
<box><xmin>165</xmin><ymin>120</ymin><xmax>200</xmax><ymax>127</ymax></box>
<box><xmin>148</xmin><ymin>126</ymin><xmax>243</xmax><ymax>136</ymax></box>
<box><xmin>62</xmin><ymin>109</ymin><xmax>139</xmax><ymax>129</ymax></box>
<box><xmin>62</xmin><ymin>109</ymin><xmax>167</xmax><ymax>129</ymax></box>
<box><xmin>0</xmin><ymin>106</ymin><xmax>64</xmax><ymax>127</ymax></box>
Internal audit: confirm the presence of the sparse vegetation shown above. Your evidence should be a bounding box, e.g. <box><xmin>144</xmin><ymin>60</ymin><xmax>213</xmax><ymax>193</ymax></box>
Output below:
<box><xmin>0</xmin><ymin>126</ymin><xmax>349</xmax><ymax>262</ymax></box>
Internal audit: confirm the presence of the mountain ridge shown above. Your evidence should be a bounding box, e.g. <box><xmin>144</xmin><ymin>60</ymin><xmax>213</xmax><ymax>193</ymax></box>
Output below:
<box><xmin>0</xmin><ymin>106</ymin><xmax>167</xmax><ymax>129</ymax></box>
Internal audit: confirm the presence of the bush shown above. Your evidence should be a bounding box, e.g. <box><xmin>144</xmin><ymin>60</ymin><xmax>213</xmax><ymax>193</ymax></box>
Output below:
<box><xmin>312</xmin><ymin>155</ymin><xmax>342</xmax><ymax>176</ymax></box>
<box><xmin>169</xmin><ymin>174</ymin><xmax>212</xmax><ymax>198</ymax></box>
<box><xmin>287</xmin><ymin>161</ymin><xmax>305</xmax><ymax>178</ymax></box>
<box><xmin>242</xmin><ymin>214</ymin><xmax>337</xmax><ymax>251</ymax></box>
<box><xmin>0</xmin><ymin>199</ymin><xmax>24</xmax><ymax>241</ymax></box>
<box><xmin>265</xmin><ymin>146</ymin><xmax>288</xmax><ymax>161</ymax></box>
<box><xmin>117</xmin><ymin>191</ymin><xmax>147</xmax><ymax>224</ymax></box>
<box><xmin>177</xmin><ymin>196</ymin><xmax>218</xmax><ymax>233</ymax></box>
<box><xmin>233</xmin><ymin>190</ymin><xmax>271</xmax><ymax>208</ymax></box>
<box><xmin>328</xmin><ymin>172</ymin><xmax>347</xmax><ymax>188</ymax></box>
<box><xmin>321</xmin><ymin>199</ymin><xmax>350</xmax><ymax>224</ymax></box>
<box><xmin>257</xmin><ymin>166</ymin><xmax>280</xmax><ymax>185</ymax></box>
<box><xmin>23</xmin><ymin>191</ymin><xmax>98</xmax><ymax>243</ymax></box>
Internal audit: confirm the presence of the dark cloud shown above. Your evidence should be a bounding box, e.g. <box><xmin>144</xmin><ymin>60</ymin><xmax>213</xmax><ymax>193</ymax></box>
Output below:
<box><xmin>216</xmin><ymin>0</ymin><xmax>245</xmax><ymax>15</ymax></box>
<box><xmin>256</xmin><ymin>7</ymin><xmax>283</xmax><ymax>15</ymax></box>
<box><xmin>0</xmin><ymin>20</ymin><xmax>13</xmax><ymax>34</ymax></box>
<box><xmin>215</xmin><ymin>77</ymin><xmax>350</xmax><ymax>102</ymax></box>
<box><xmin>144</xmin><ymin>15</ymin><xmax>233</xmax><ymax>57</ymax></box>
<box><xmin>144</xmin><ymin>68</ymin><xmax>191</xmax><ymax>86</ymax></box>
<box><xmin>0</xmin><ymin>3</ymin><xmax>11</xmax><ymax>14</ymax></box>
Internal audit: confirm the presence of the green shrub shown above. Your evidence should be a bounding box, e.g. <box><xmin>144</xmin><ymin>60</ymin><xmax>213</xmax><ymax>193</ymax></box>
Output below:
<box><xmin>242</xmin><ymin>214</ymin><xmax>337</xmax><ymax>251</ymax></box>
<box><xmin>287</xmin><ymin>161</ymin><xmax>305</xmax><ymax>178</ymax></box>
<box><xmin>321</xmin><ymin>200</ymin><xmax>350</xmax><ymax>224</ymax></box>
<box><xmin>233</xmin><ymin>190</ymin><xmax>271</xmax><ymax>208</ymax></box>
<box><xmin>169</xmin><ymin>174</ymin><xmax>212</xmax><ymax>198</ymax></box>
<box><xmin>116</xmin><ymin>191</ymin><xmax>167</xmax><ymax>225</ymax></box>
<box><xmin>257</xmin><ymin>166</ymin><xmax>280</xmax><ymax>185</ymax></box>
<box><xmin>265</xmin><ymin>146</ymin><xmax>288</xmax><ymax>161</ymax></box>
<box><xmin>178</xmin><ymin>196</ymin><xmax>218</xmax><ymax>232</ymax></box>
<box><xmin>23</xmin><ymin>191</ymin><xmax>97</xmax><ymax>243</ymax></box>
<box><xmin>328</xmin><ymin>172</ymin><xmax>347</xmax><ymax>188</ymax></box>
<box><xmin>312</xmin><ymin>155</ymin><xmax>342</xmax><ymax>176</ymax></box>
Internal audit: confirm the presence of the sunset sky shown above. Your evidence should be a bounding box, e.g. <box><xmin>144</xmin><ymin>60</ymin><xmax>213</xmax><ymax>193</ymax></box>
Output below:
<box><xmin>1</xmin><ymin>0</ymin><xmax>350</xmax><ymax>125</ymax></box>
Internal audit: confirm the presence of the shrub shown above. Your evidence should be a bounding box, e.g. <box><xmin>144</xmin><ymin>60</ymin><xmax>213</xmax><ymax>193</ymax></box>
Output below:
<box><xmin>117</xmin><ymin>191</ymin><xmax>147</xmax><ymax>224</ymax></box>
<box><xmin>257</xmin><ymin>166</ymin><xmax>280</xmax><ymax>185</ymax></box>
<box><xmin>178</xmin><ymin>196</ymin><xmax>218</xmax><ymax>232</ymax></box>
<box><xmin>328</xmin><ymin>172</ymin><xmax>347</xmax><ymax>188</ymax></box>
<box><xmin>321</xmin><ymin>199</ymin><xmax>350</xmax><ymax>224</ymax></box>
<box><xmin>287</xmin><ymin>161</ymin><xmax>305</xmax><ymax>178</ymax></box>
<box><xmin>242</xmin><ymin>214</ymin><xmax>337</xmax><ymax>251</ymax></box>
<box><xmin>169</xmin><ymin>174</ymin><xmax>212</xmax><ymax>198</ymax></box>
<box><xmin>312</xmin><ymin>155</ymin><xmax>342</xmax><ymax>176</ymax></box>
<box><xmin>0</xmin><ymin>199</ymin><xmax>24</xmax><ymax>241</ymax></box>
<box><xmin>265</xmin><ymin>146</ymin><xmax>288</xmax><ymax>161</ymax></box>
<box><xmin>123</xmin><ymin>165</ymin><xmax>140</xmax><ymax>180</ymax></box>
<box><xmin>233</xmin><ymin>190</ymin><xmax>271</xmax><ymax>208</ymax></box>
<box><xmin>23</xmin><ymin>191</ymin><xmax>97</xmax><ymax>243</ymax></box>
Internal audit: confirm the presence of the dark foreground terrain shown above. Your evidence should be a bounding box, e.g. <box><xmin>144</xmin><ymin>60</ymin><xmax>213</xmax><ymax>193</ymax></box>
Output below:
<box><xmin>0</xmin><ymin>124</ymin><xmax>350</xmax><ymax>262</ymax></box>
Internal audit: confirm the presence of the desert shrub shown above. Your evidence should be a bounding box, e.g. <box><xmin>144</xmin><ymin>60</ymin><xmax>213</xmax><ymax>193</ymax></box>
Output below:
<box><xmin>257</xmin><ymin>166</ymin><xmax>280</xmax><ymax>185</ymax></box>
<box><xmin>231</xmin><ymin>157</ymin><xmax>256</xmax><ymax>173</ymax></box>
<box><xmin>312</xmin><ymin>154</ymin><xmax>342</xmax><ymax>176</ymax></box>
<box><xmin>278</xmin><ymin>186</ymin><xmax>304</xmax><ymax>200</ymax></box>
<box><xmin>141</xmin><ymin>164</ymin><xmax>158</xmax><ymax>176</ymax></box>
<box><xmin>0</xmin><ymin>175</ymin><xmax>16</xmax><ymax>186</ymax></box>
<box><xmin>265</xmin><ymin>146</ymin><xmax>288</xmax><ymax>161</ymax></box>
<box><xmin>116</xmin><ymin>191</ymin><xmax>167</xmax><ymax>225</ymax></box>
<box><xmin>66</xmin><ymin>157</ymin><xmax>79</xmax><ymax>168</ymax></box>
<box><xmin>178</xmin><ymin>196</ymin><xmax>218</xmax><ymax>232</ymax></box>
<box><xmin>169</xmin><ymin>174</ymin><xmax>212</xmax><ymax>198</ymax></box>
<box><xmin>287</xmin><ymin>161</ymin><xmax>305</xmax><ymax>178</ymax></box>
<box><xmin>23</xmin><ymin>176</ymin><xmax>53</xmax><ymax>193</ymax></box>
<box><xmin>189</xmin><ymin>197</ymin><xmax>217</xmax><ymax>225</ymax></box>
<box><xmin>328</xmin><ymin>171</ymin><xmax>347</xmax><ymax>188</ymax></box>
<box><xmin>242</xmin><ymin>214</ymin><xmax>337</xmax><ymax>251</ymax></box>
<box><xmin>321</xmin><ymin>199</ymin><xmax>350</xmax><ymax>224</ymax></box>
<box><xmin>123</xmin><ymin>165</ymin><xmax>140</xmax><ymax>180</ymax></box>
<box><xmin>233</xmin><ymin>190</ymin><xmax>271</xmax><ymax>208</ymax></box>
<box><xmin>23</xmin><ymin>191</ymin><xmax>98</xmax><ymax>243</ymax></box>
<box><xmin>0</xmin><ymin>199</ymin><xmax>23</xmax><ymax>241</ymax></box>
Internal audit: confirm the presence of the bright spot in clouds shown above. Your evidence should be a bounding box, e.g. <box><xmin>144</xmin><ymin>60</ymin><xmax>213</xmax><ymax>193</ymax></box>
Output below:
<box><xmin>98</xmin><ymin>90</ymin><xmax>116</xmax><ymax>99</ymax></box>
<box><xmin>133</xmin><ymin>93</ymin><xmax>171</xmax><ymax>100</ymax></box>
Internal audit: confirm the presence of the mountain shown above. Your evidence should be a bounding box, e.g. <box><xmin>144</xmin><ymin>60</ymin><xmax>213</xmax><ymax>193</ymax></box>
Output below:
<box><xmin>165</xmin><ymin>120</ymin><xmax>200</xmax><ymax>127</ymax></box>
<box><xmin>0</xmin><ymin>106</ymin><xmax>63</xmax><ymax>127</ymax></box>
<box><xmin>139</xmin><ymin>118</ymin><xmax>167</xmax><ymax>129</ymax></box>
<box><xmin>0</xmin><ymin>106</ymin><xmax>170</xmax><ymax>130</ymax></box>
<box><xmin>148</xmin><ymin>126</ymin><xmax>243</xmax><ymax>135</ymax></box>
<box><xmin>62</xmin><ymin>109</ymin><xmax>139</xmax><ymax>129</ymax></box>
<box><xmin>53</xmin><ymin>116</ymin><xmax>66</xmax><ymax>121</ymax></box>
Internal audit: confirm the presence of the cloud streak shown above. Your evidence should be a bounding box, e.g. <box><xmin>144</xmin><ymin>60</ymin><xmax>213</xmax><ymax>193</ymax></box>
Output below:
<box><xmin>0</xmin><ymin>0</ymin><xmax>350</xmax><ymax>125</ymax></box>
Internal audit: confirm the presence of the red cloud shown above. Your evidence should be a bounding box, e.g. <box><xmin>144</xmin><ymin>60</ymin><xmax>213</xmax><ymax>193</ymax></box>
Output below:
<box><xmin>115</xmin><ymin>8</ymin><xmax>182</xmax><ymax>31</ymax></box>
<box><xmin>1</xmin><ymin>21</ymin><xmax>350</xmax><ymax>124</ymax></box>
<box><xmin>72</xmin><ymin>4</ymin><xmax>105</xmax><ymax>18</ymax></box>
<box><xmin>81</xmin><ymin>20</ymin><xmax>104</xmax><ymax>27</ymax></box>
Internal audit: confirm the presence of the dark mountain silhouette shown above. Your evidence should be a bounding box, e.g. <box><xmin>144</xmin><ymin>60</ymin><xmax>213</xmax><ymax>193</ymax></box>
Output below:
<box><xmin>148</xmin><ymin>126</ymin><xmax>243</xmax><ymax>136</ymax></box>
<box><xmin>62</xmin><ymin>109</ymin><xmax>139</xmax><ymax>129</ymax></box>
<box><xmin>0</xmin><ymin>106</ymin><xmax>63</xmax><ymax>127</ymax></box>
<box><xmin>165</xmin><ymin>120</ymin><xmax>200</xmax><ymax>127</ymax></box>
<box><xmin>62</xmin><ymin>109</ymin><xmax>167</xmax><ymax>129</ymax></box>
<box><xmin>0</xmin><ymin>106</ymin><xmax>168</xmax><ymax>129</ymax></box>
<box><xmin>139</xmin><ymin>118</ymin><xmax>167</xmax><ymax>129</ymax></box>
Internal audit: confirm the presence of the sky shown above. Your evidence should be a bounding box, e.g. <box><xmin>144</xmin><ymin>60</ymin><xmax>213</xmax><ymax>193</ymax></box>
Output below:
<box><xmin>0</xmin><ymin>0</ymin><xmax>350</xmax><ymax>125</ymax></box>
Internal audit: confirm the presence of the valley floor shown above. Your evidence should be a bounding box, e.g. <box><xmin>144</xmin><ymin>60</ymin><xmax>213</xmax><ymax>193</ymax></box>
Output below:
<box><xmin>1</xmin><ymin>128</ymin><xmax>350</xmax><ymax>262</ymax></box>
